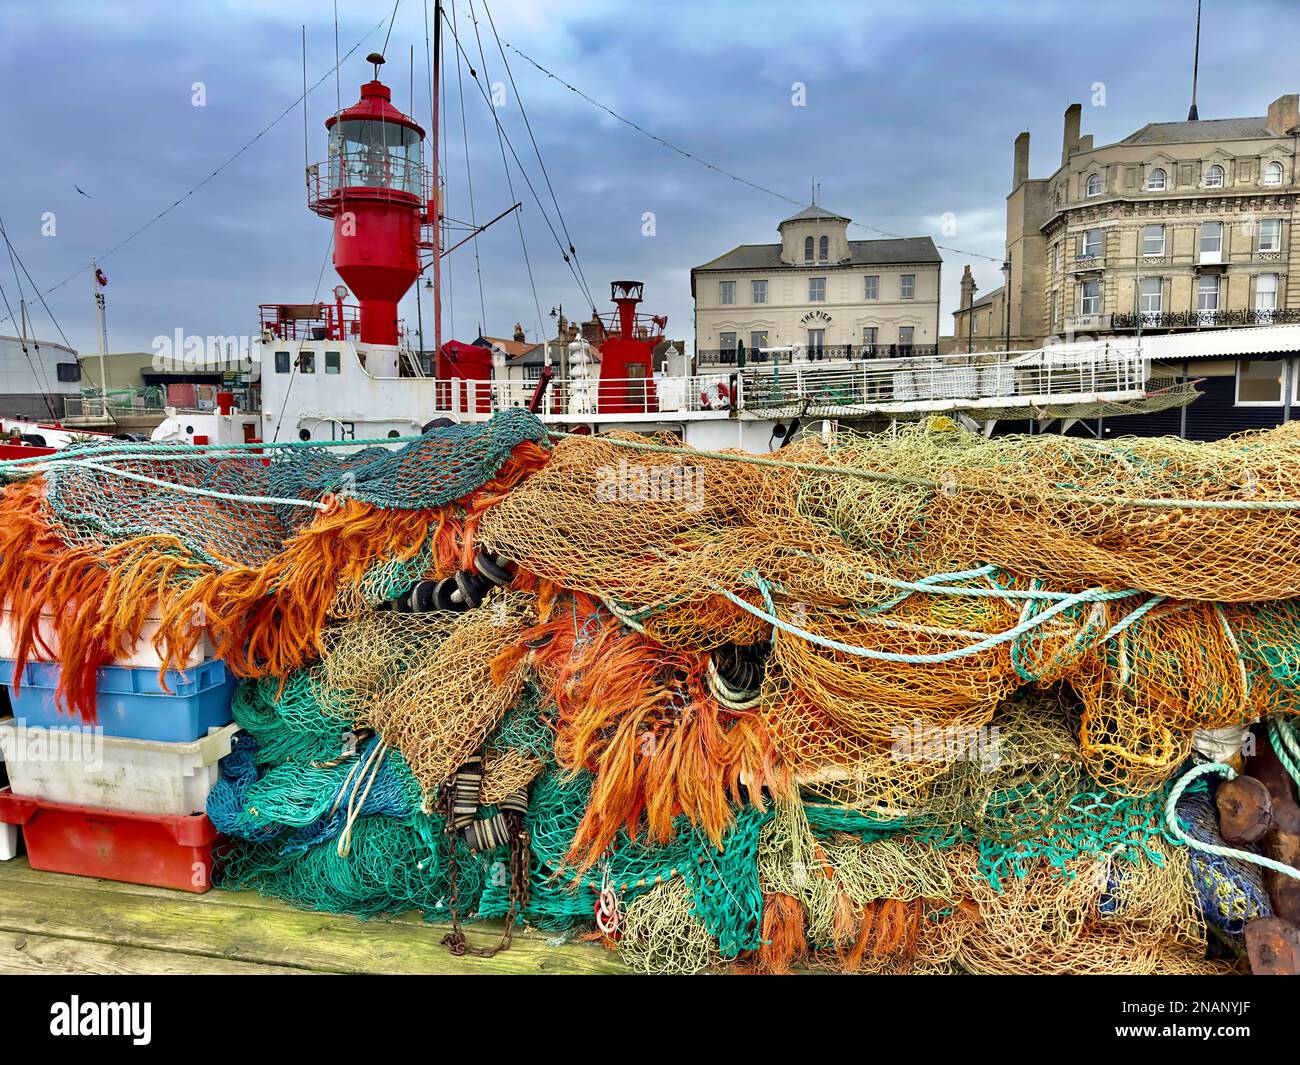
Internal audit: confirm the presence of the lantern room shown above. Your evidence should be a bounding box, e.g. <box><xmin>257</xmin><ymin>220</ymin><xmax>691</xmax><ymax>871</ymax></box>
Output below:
<box><xmin>306</xmin><ymin>53</ymin><xmax>434</xmax><ymax>348</ymax></box>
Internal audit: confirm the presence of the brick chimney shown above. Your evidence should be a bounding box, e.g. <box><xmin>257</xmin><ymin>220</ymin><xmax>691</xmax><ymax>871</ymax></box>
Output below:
<box><xmin>1012</xmin><ymin>131</ymin><xmax>1030</xmax><ymax>189</ymax></box>
<box><xmin>1061</xmin><ymin>103</ymin><xmax>1082</xmax><ymax>166</ymax></box>
<box><xmin>1268</xmin><ymin>94</ymin><xmax>1300</xmax><ymax>136</ymax></box>
<box><xmin>959</xmin><ymin>265</ymin><xmax>977</xmax><ymax>310</ymax></box>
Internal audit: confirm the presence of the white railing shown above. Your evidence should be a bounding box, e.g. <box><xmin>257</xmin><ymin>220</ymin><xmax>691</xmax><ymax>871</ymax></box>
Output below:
<box><xmin>437</xmin><ymin>347</ymin><xmax>1148</xmax><ymax>421</ymax></box>
<box><xmin>739</xmin><ymin>347</ymin><xmax>1148</xmax><ymax>414</ymax></box>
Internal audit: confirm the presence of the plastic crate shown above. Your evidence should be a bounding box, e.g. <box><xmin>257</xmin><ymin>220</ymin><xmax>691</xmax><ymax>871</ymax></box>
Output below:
<box><xmin>0</xmin><ymin>823</ymin><xmax>15</xmax><ymax>861</ymax></box>
<box><xmin>0</xmin><ymin>788</ymin><xmax>216</xmax><ymax>892</ymax></box>
<box><xmin>0</xmin><ymin>718</ymin><xmax>238</xmax><ymax>816</ymax></box>
<box><xmin>0</xmin><ymin>658</ymin><xmax>236</xmax><ymax>742</ymax></box>
<box><xmin>0</xmin><ymin>609</ymin><xmax>211</xmax><ymax>669</ymax></box>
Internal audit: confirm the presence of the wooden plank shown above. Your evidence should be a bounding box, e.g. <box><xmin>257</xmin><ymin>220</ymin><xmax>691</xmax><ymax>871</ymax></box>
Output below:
<box><xmin>0</xmin><ymin>929</ymin><xmax>322</xmax><ymax>975</ymax></box>
<box><xmin>0</xmin><ymin>858</ymin><xmax>425</xmax><ymax>923</ymax></box>
<box><xmin>0</xmin><ymin>869</ymin><xmax>627</xmax><ymax>975</ymax></box>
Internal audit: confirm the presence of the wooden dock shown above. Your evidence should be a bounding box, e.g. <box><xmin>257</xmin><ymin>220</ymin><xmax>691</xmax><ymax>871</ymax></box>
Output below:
<box><xmin>0</xmin><ymin>857</ymin><xmax>630</xmax><ymax>975</ymax></box>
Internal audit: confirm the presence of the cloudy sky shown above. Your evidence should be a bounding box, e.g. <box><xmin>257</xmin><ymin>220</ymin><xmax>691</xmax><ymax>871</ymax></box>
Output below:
<box><xmin>1</xmin><ymin>0</ymin><xmax>1297</xmax><ymax>355</ymax></box>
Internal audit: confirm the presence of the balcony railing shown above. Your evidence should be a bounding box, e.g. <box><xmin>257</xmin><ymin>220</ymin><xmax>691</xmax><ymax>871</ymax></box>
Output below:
<box><xmin>307</xmin><ymin>155</ymin><xmax>429</xmax><ymax>216</ymax></box>
<box><xmin>698</xmin><ymin>344</ymin><xmax>938</xmax><ymax>365</ymax></box>
<box><xmin>1110</xmin><ymin>308</ymin><xmax>1300</xmax><ymax>330</ymax></box>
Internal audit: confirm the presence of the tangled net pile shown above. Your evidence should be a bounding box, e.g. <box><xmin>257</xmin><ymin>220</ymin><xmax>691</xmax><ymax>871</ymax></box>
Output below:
<box><xmin>3</xmin><ymin>409</ymin><xmax>1299</xmax><ymax>974</ymax></box>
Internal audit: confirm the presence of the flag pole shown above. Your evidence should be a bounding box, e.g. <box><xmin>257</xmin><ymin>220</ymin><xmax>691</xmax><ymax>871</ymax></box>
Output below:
<box><xmin>91</xmin><ymin>258</ymin><xmax>108</xmax><ymax>415</ymax></box>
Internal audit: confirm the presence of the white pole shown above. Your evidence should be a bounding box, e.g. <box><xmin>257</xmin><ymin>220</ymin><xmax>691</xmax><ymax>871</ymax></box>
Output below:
<box><xmin>91</xmin><ymin>258</ymin><xmax>109</xmax><ymax>417</ymax></box>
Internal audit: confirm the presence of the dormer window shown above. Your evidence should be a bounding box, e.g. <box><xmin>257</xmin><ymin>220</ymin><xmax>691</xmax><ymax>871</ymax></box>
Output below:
<box><xmin>1147</xmin><ymin>167</ymin><xmax>1167</xmax><ymax>191</ymax></box>
<box><xmin>1264</xmin><ymin>161</ymin><xmax>1284</xmax><ymax>186</ymax></box>
<box><xmin>818</xmin><ymin>235</ymin><xmax>829</xmax><ymax>262</ymax></box>
<box><xmin>1085</xmin><ymin>173</ymin><xmax>1102</xmax><ymax>197</ymax></box>
<box><xmin>1205</xmin><ymin>164</ymin><xmax>1225</xmax><ymax>188</ymax></box>
<box><xmin>804</xmin><ymin>236</ymin><xmax>814</xmax><ymax>263</ymax></box>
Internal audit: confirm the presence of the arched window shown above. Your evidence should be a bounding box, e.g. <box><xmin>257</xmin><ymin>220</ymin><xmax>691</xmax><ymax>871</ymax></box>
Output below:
<box><xmin>1205</xmin><ymin>164</ymin><xmax>1225</xmax><ymax>188</ymax></box>
<box><xmin>1085</xmin><ymin>173</ymin><xmax>1102</xmax><ymax>197</ymax></box>
<box><xmin>818</xmin><ymin>235</ymin><xmax>829</xmax><ymax>262</ymax></box>
<box><xmin>1264</xmin><ymin>161</ymin><xmax>1284</xmax><ymax>186</ymax></box>
<box><xmin>804</xmin><ymin>236</ymin><xmax>814</xmax><ymax>262</ymax></box>
<box><xmin>1146</xmin><ymin>167</ymin><xmax>1167</xmax><ymax>191</ymax></box>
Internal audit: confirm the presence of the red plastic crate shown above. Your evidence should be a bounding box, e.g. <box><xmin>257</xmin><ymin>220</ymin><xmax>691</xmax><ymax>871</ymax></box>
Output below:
<box><xmin>0</xmin><ymin>787</ymin><xmax>217</xmax><ymax>893</ymax></box>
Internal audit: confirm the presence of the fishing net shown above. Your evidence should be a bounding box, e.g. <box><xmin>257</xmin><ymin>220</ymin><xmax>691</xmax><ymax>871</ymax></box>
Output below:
<box><xmin>6</xmin><ymin>410</ymin><xmax>1299</xmax><ymax>973</ymax></box>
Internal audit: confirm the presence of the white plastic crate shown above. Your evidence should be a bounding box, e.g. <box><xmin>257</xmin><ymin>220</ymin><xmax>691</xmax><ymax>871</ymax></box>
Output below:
<box><xmin>0</xmin><ymin>718</ymin><xmax>237</xmax><ymax>816</ymax></box>
<box><xmin>0</xmin><ymin>610</ymin><xmax>211</xmax><ymax>669</ymax></box>
<box><xmin>0</xmin><ymin>822</ymin><xmax>15</xmax><ymax>861</ymax></box>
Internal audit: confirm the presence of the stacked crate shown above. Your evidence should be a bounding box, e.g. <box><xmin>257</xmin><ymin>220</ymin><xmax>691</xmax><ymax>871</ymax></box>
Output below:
<box><xmin>0</xmin><ymin>611</ymin><xmax>237</xmax><ymax>892</ymax></box>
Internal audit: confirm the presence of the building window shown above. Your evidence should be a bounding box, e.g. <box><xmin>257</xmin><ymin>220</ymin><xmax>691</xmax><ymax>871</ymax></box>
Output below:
<box><xmin>1204</xmin><ymin>163</ymin><xmax>1225</xmax><ymax>188</ymax></box>
<box><xmin>56</xmin><ymin>362</ymin><xmax>81</xmax><ymax>382</ymax></box>
<box><xmin>297</xmin><ymin>351</ymin><xmax>315</xmax><ymax>374</ymax></box>
<box><xmin>718</xmin><ymin>331</ymin><xmax>738</xmax><ymax>352</ymax></box>
<box><xmin>900</xmin><ymin>274</ymin><xmax>915</xmax><ymax>299</ymax></box>
<box><xmin>1081</xmin><ymin>229</ymin><xmax>1102</xmax><ymax>258</ymax></box>
<box><xmin>275</xmin><ymin>350</ymin><xmax>291</xmax><ymax>373</ymax></box>
<box><xmin>1139</xmin><ymin>277</ymin><xmax>1163</xmax><ymax>313</ymax></box>
<box><xmin>807</xmin><ymin>328</ymin><xmax>825</xmax><ymax>355</ymax></box>
<box><xmin>862</xmin><ymin>326</ymin><xmax>878</xmax><ymax>350</ymax></box>
<box><xmin>818</xmin><ymin>235</ymin><xmax>829</xmax><ymax>262</ymax></box>
<box><xmin>750</xmin><ymin>330</ymin><xmax>768</xmax><ymax>351</ymax></box>
<box><xmin>1256</xmin><ymin>273</ymin><xmax>1279</xmax><ymax>312</ymax></box>
<box><xmin>1080</xmin><ymin>280</ymin><xmax>1101</xmax><ymax>315</ymax></box>
<box><xmin>325</xmin><ymin>350</ymin><xmax>341</xmax><ymax>374</ymax></box>
<box><xmin>1054</xmin><ymin>243</ymin><xmax>1062</xmax><ymax>272</ymax></box>
<box><xmin>809</xmin><ymin>277</ymin><xmax>826</xmax><ymax>301</ymax></box>
<box><xmin>719</xmin><ymin>281</ymin><xmax>736</xmax><ymax>305</ymax></box>
<box><xmin>1236</xmin><ymin>359</ymin><xmax>1285</xmax><ymax>405</ymax></box>
<box><xmin>1263</xmin><ymin>161</ymin><xmax>1284</xmax><ymax>186</ymax></box>
<box><xmin>1085</xmin><ymin>172</ymin><xmax>1102</xmax><ymax>197</ymax></box>
<box><xmin>1147</xmin><ymin>167</ymin><xmax>1167</xmax><ymax>191</ymax></box>
<box><xmin>1198</xmin><ymin>274</ymin><xmax>1221</xmax><ymax>312</ymax></box>
<box><xmin>1142</xmin><ymin>224</ymin><xmax>1165</xmax><ymax>256</ymax></box>
<box><xmin>804</xmin><ymin>236</ymin><xmax>814</xmax><ymax>263</ymax></box>
<box><xmin>1200</xmin><ymin>221</ymin><xmax>1223</xmax><ymax>256</ymax></box>
<box><xmin>1259</xmin><ymin>218</ymin><xmax>1282</xmax><ymax>253</ymax></box>
<box><xmin>898</xmin><ymin>326</ymin><xmax>914</xmax><ymax>352</ymax></box>
<box><xmin>751</xmin><ymin>279</ymin><xmax>768</xmax><ymax>304</ymax></box>
<box><xmin>863</xmin><ymin>275</ymin><xmax>879</xmax><ymax>300</ymax></box>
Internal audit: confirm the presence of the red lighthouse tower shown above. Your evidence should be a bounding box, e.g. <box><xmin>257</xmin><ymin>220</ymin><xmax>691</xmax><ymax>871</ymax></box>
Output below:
<box><xmin>308</xmin><ymin>54</ymin><xmax>435</xmax><ymax>347</ymax></box>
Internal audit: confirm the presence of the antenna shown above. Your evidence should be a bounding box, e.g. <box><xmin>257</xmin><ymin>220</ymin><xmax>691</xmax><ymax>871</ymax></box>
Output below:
<box><xmin>302</xmin><ymin>26</ymin><xmax>309</xmax><ymax>190</ymax></box>
<box><xmin>333</xmin><ymin>0</ymin><xmax>341</xmax><ymax>116</ymax></box>
<box><xmin>1188</xmin><ymin>0</ymin><xmax>1202</xmax><ymax>121</ymax></box>
<box><xmin>367</xmin><ymin>51</ymin><xmax>386</xmax><ymax>80</ymax></box>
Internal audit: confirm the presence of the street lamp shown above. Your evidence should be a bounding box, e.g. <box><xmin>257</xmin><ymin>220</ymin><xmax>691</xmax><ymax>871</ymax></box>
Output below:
<box><xmin>1001</xmin><ymin>258</ymin><xmax>1012</xmax><ymax>353</ymax></box>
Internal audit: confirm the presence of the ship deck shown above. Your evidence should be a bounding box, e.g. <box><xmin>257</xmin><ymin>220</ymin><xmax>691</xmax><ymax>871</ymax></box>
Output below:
<box><xmin>0</xmin><ymin>857</ymin><xmax>628</xmax><ymax>975</ymax></box>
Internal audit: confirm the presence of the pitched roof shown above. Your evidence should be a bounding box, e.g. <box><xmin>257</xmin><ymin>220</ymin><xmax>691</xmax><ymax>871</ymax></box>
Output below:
<box><xmin>694</xmin><ymin>236</ymin><xmax>941</xmax><ymax>273</ymax></box>
<box><xmin>478</xmin><ymin>335</ymin><xmax>540</xmax><ymax>359</ymax></box>
<box><xmin>1120</xmin><ymin>116</ymin><xmax>1277</xmax><ymax>145</ymax></box>
<box><xmin>779</xmin><ymin>204</ymin><xmax>851</xmax><ymax>225</ymax></box>
<box><xmin>961</xmin><ymin>285</ymin><xmax>1003</xmax><ymax>312</ymax></box>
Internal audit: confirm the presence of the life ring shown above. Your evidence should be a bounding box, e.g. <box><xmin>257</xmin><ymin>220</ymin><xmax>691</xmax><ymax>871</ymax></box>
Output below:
<box><xmin>700</xmin><ymin>380</ymin><xmax>731</xmax><ymax>410</ymax></box>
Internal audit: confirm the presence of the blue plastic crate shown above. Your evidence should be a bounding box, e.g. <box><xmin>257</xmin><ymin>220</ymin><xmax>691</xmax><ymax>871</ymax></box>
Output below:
<box><xmin>0</xmin><ymin>658</ymin><xmax>236</xmax><ymax>742</ymax></box>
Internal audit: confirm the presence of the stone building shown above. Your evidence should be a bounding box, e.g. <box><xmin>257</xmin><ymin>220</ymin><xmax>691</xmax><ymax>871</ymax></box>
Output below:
<box><xmin>692</xmin><ymin>205</ymin><xmax>941</xmax><ymax>364</ymax></box>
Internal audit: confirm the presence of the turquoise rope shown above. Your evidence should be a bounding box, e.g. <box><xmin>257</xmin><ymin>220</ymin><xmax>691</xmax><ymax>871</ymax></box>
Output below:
<box><xmin>46</xmin><ymin>460</ymin><xmax>329</xmax><ymax>511</ymax></box>
<box><xmin>713</xmin><ymin>571</ymin><xmax>1145</xmax><ymax>665</ymax></box>
<box><xmin>1165</xmin><ymin>761</ymin><xmax>1300</xmax><ymax>882</ymax></box>
<box><xmin>1269</xmin><ymin>717</ymin><xmax>1300</xmax><ymax>788</ymax></box>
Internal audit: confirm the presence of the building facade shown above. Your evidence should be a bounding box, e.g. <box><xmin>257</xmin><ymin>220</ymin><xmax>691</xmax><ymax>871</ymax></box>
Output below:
<box><xmin>692</xmin><ymin>206</ymin><xmax>941</xmax><ymax>363</ymax></box>
<box><xmin>982</xmin><ymin>94</ymin><xmax>1300</xmax><ymax>347</ymax></box>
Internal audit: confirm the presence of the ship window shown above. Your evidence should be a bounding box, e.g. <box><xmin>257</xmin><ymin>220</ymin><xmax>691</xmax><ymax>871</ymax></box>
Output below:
<box><xmin>387</xmin><ymin>430</ymin><xmax>401</xmax><ymax>438</ymax></box>
<box><xmin>297</xmin><ymin>351</ymin><xmax>315</xmax><ymax>374</ymax></box>
<box><xmin>333</xmin><ymin>118</ymin><xmax>423</xmax><ymax>196</ymax></box>
<box><xmin>325</xmin><ymin>350</ymin><xmax>341</xmax><ymax>374</ymax></box>
<box><xmin>275</xmin><ymin>350</ymin><xmax>291</xmax><ymax>373</ymax></box>
<box><xmin>56</xmin><ymin>362</ymin><xmax>81</xmax><ymax>382</ymax></box>
<box><xmin>299</xmin><ymin>428</ymin><xmax>312</xmax><ymax>441</ymax></box>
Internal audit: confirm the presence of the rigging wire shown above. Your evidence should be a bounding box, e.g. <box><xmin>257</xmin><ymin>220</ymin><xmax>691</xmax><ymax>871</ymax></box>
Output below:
<box><xmin>0</xmin><ymin>16</ymin><xmax>391</xmax><ymax>330</ymax></box>
<box><xmin>270</xmin><ymin>229</ymin><xmax>339</xmax><ymax>444</ymax></box>
<box><xmin>441</xmin><ymin>6</ymin><xmax>597</xmax><ymax>313</ymax></box>
<box><xmin>479</xmin><ymin>0</ymin><xmax>594</xmax><ymax>314</ymax></box>
<box><xmin>0</xmin><ymin>215</ymin><xmax>67</xmax><ymax>421</ymax></box>
<box><xmin>482</xmin><ymin>21</ymin><xmax>1006</xmax><ymax>266</ymax></box>
<box><xmin>449</xmin><ymin>0</ymin><xmax>488</xmax><ymax>333</ymax></box>
<box><xmin>430</xmin><ymin>0</ymin><xmax>456</xmax><ymax>341</ymax></box>
<box><xmin>380</xmin><ymin>0</ymin><xmax>403</xmax><ymax>59</ymax></box>
<box><xmin>466</xmin><ymin>0</ymin><xmax>546</xmax><ymax>344</ymax></box>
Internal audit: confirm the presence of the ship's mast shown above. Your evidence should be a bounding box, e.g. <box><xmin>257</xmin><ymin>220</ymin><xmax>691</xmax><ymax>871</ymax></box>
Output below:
<box><xmin>430</xmin><ymin>0</ymin><xmax>443</xmax><ymax>354</ymax></box>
